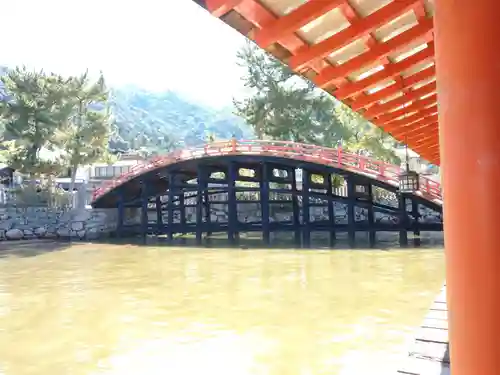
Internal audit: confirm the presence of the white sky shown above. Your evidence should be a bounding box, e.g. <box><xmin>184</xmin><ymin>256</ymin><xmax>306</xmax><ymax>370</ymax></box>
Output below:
<box><xmin>2</xmin><ymin>0</ymin><xmax>248</xmax><ymax>108</ymax></box>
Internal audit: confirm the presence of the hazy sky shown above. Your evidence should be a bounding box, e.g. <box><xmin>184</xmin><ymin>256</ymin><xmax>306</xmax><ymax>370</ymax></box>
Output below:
<box><xmin>2</xmin><ymin>0</ymin><xmax>248</xmax><ymax>107</ymax></box>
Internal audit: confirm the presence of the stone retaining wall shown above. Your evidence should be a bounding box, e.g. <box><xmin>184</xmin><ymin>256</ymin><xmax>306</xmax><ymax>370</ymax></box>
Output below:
<box><xmin>0</xmin><ymin>207</ymin><xmax>118</xmax><ymax>241</ymax></box>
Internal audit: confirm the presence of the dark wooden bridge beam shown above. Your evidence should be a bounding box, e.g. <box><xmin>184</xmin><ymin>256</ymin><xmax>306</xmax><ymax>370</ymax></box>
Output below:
<box><xmin>291</xmin><ymin>168</ymin><xmax>301</xmax><ymax>246</ymax></box>
<box><xmin>227</xmin><ymin>161</ymin><xmax>238</xmax><ymax>244</ymax></box>
<box><xmin>167</xmin><ymin>173</ymin><xmax>175</xmax><ymax>242</ymax></box>
<box><xmin>196</xmin><ymin>164</ymin><xmax>205</xmax><ymax>245</ymax></box>
<box><xmin>346</xmin><ymin>177</ymin><xmax>356</xmax><ymax>247</ymax></box>
<box><xmin>327</xmin><ymin>172</ymin><xmax>336</xmax><ymax>247</ymax></box>
<box><xmin>103</xmin><ymin>157</ymin><xmax>443</xmax><ymax>246</ymax></box>
<box><xmin>367</xmin><ymin>184</ymin><xmax>376</xmax><ymax>247</ymax></box>
<box><xmin>261</xmin><ymin>162</ymin><xmax>271</xmax><ymax>245</ymax></box>
<box><xmin>140</xmin><ymin>178</ymin><xmax>148</xmax><ymax>242</ymax></box>
<box><xmin>156</xmin><ymin>196</ymin><xmax>163</xmax><ymax>235</ymax></box>
<box><xmin>302</xmin><ymin>168</ymin><xmax>311</xmax><ymax>248</ymax></box>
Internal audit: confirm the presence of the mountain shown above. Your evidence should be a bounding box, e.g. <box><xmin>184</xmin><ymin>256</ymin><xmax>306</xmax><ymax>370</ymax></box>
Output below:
<box><xmin>0</xmin><ymin>67</ymin><xmax>254</xmax><ymax>154</ymax></box>
<box><xmin>109</xmin><ymin>88</ymin><xmax>254</xmax><ymax>153</ymax></box>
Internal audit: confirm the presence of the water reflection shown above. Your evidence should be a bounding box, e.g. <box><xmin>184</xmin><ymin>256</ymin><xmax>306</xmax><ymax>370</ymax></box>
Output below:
<box><xmin>0</xmin><ymin>243</ymin><xmax>444</xmax><ymax>374</ymax></box>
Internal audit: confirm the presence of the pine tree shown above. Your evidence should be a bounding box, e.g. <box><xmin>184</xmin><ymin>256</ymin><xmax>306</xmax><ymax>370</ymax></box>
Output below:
<box><xmin>234</xmin><ymin>41</ymin><xmax>349</xmax><ymax>145</ymax></box>
<box><xmin>233</xmin><ymin>41</ymin><xmax>400</xmax><ymax>164</ymax></box>
<box><xmin>57</xmin><ymin>71</ymin><xmax>112</xmax><ymax>193</ymax></box>
<box><xmin>0</xmin><ymin>66</ymin><xmax>70</xmax><ymax>176</ymax></box>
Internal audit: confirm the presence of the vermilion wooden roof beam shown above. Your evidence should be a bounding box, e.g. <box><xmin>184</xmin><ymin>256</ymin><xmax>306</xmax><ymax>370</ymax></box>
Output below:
<box><xmin>234</xmin><ymin>0</ymin><xmax>328</xmax><ymax>73</ymax></box>
<box><xmin>364</xmin><ymin>81</ymin><xmax>436</xmax><ymax>119</ymax></box>
<box><xmin>199</xmin><ymin>0</ymin><xmax>440</xmax><ymax>164</ymax></box>
<box><xmin>351</xmin><ymin>65</ymin><xmax>435</xmax><ymax>111</ymax></box>
<box><xmin>288</xmin><ymin>0</ymin><xmax>422</xmax><ymax>72</ymax></box>
<box><xmin>252</xmin><ymin>0</ymin><xmax>345</xmax><ymax>49</ymax></box>
<box><xmin>380</xmin><ymin>104</ymin><xmax>437</xmax><ymax>131</ymax></box>
<box><xmin>334</xmin><ymin>44</ymin><xmax>434</xmax><ymax>100</ymax></box>
<box><xmin>389</xmin><ymin>114</ymin><xmax>438</xmax><ymax>138</ymax></box>
<box><xmin>314</xmin><ymin>19</ymin><xmax>434</xmax><ymax>88</ymax></box>
<box><xmin>206</xmin><ymin>0</ymin><xmax>243</xmax><ymax>17</ymax></box>
<box><xmin>375</xmin><ymin>94</ymin><xmax>437</xmax><ymax>126</ymax></box>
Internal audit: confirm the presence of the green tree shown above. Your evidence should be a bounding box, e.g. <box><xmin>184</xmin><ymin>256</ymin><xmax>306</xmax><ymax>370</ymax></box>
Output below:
<box><xmin>0</xmin><ymin>66</ymin><xmax>71</xmax><ymax>176</ymax></box>
<box><xmin>234</xmin><ymin>41</ymin><xmax>349</xmax><ymax>145</ymax></box>
<box><xmin>57</xmin><ymin>71</ymin><xmax>112</xmax><ymax>193</ymax></box>
<box><xmin>234</xmin><ymin>42</ymin><xmax>400</xmax><ymax>164</ymax></box>
<box><xmin>335</xmin><ymin>103</ymin><xmax>400</xmax><ymax>164</ymax></box>
<box><xmin>99</xmin><ymin>149</ymin><xmax>120</xmax><ymax>165</ymax></box>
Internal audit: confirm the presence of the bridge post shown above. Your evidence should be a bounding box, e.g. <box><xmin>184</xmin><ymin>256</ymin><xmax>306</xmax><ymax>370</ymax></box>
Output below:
<box><xmin>227</xmin><ymin>161</ymin><xmax>237</xmax><ymax>244</ymax></box>
<box><xmin>411</xmin><ymin>199</ymin><xmax>420</xmax><ymax>244</ymax></box>
<box><xmin>302</xmin><ymin>169</ymin><xmax>311</xmax><ymax>248</ymax></box>
<box><xmin>326</xmin><ymin>173</ymin><xmax>336</xmax><ymax>248</ymax></box>
<box><xmin>167</xmin><ymin>173</ymin><xmax>175</xmax><ymax>242</ymax></box>
<box><xmin>117</xmin><ymin>190</ymin><xmax>124</xmax><ymax>238</ymax></box>
<box><xmin>261</xmin><ymin>162</ymin><xmax>271</xmax><ymax>245</ymax></box>
<box><xmin>435</xmin><ymin>1</ymin><xmax>500</xmax><ymax>372</ymax></box>
<box><xmin>196</xmin><ymin>164</ymin><xmax>206</xmax><ymax>245</ymax></box>
<box><xmin>398</xmin><ymin>194</ymin><xmax>408</xmax><ymax>247</ymax></box>
<box><xmin>140</xmin><ymin>179</ymin><xmax>148</xmax><ymax>242</ymax></box>
<box><xmin>367</xmin><ymin>184</ymin><xmax>376</xmax><ymax>247</ymax></box>
<box><xmin>179</xmin><ymin>190</ymin><xmax>186</xmax><ymax>235</ymax></box>
<box><xmin>346</xmin><ymin>177</ymin><xmax>356</xmax><ymax>247</ymax></box>
<box><xmin>203</xmin><ymin>187</ymin><xmax>212</xmax><ymax>238</ymax></box>
<box><xmin>156</xmin><ymin>196</ymin><xmax>162</xmax><ymax>235</ymax></box>
<box><xmin>291</xmin><ymin>168</ymin><xmax>301</xmax><ymax>247</ymax></box>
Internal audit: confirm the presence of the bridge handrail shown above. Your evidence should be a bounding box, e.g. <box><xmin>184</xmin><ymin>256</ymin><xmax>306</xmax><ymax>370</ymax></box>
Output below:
<box><xmin>91</xmin><ymin>140</ymin><xmax>442</xmax><ymax>202</ymax></box>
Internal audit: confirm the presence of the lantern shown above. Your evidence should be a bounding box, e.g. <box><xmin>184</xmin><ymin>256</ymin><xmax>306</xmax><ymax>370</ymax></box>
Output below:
<box><xmin>399</xmin><ymin>142</ymin><xmax>420</xmax><ymax>193</ymax></box>
<box><xmin>399</xmin><ymin>169</ymin><xmax>420</xmax><ymax>193</ymax></box>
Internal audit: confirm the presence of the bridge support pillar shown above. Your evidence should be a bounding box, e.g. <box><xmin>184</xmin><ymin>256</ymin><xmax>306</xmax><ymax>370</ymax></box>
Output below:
<box><xmin>291</xmin><ymin>168</ymin><xmax>301</xmax><ymax>247</ymax></box>
<box><xmin>346</xmin><ymin>178</ymin><xmax>355</xmax><ymax>247</ymax></box>
<box><xmin>367</xmin><ymin>184</ymin><xmax>375</xmax><ymax>247</ymax></box>
<box><xmin>117</xmin><ymin>190</ymin><xmax>124</xmax><ymax>238</ymax></box>
<box><xmin>203</xmin><ymin>186</ymin><xmax>212</xmax><ymax>238</ymax></box>
<box><xmin>227</xmin><ymin>162</ymin><xmax>238</xmax><ymax>244</ymax></box>
<box><xmin>301</xmin><ymin>169</ymin><xmax>311</xmax><ymax>248</ymax></box>
<box><xmin>398</xmin><ymin>194</ymin><xmax>408</xmax><ymax>247</ymax></box>
<box><xmin>140</xmin><ymin>179</ymin><xmax>148</xmax><ymax>242</ymax></box>
<box><xmin>179</xmin><ymin>191</ymin><xmax>186</xmax><ymax>235</ymax></box>
<box><xmin>156</xmin><ymin>196</ymin><xmax>162</xmax><ymax>235</ymax></box>
<box><xmin>435</xmin><ymin>1</ymin><xmax>500</xmax><ymax>373</ymax></box>
<box><xmin>196</xmin><ymin>165</ymin><xmax>206</xmax><ymax>245</ymax></box>
<box><xmin>167</xmin><ymin>173</ymin><xmax>175</xmax><ymax>242</ymax></box>
<box><xmin>327</xmin><ymin>173</ymin><xmax>336</xmax><ymax>248</ymax></box>
<box><xmin>411</xmin><ymin>200</ymin><xmax>420</xmax><ymax>245</ymax></box>
<box><xmin>261</xmin><ymin>163</ymin><xmax>270</xmax><ymax>245</ymax></box>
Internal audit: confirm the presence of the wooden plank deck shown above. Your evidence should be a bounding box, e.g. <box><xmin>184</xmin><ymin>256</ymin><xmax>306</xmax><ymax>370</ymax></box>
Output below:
<box><xmin>397</xmin><ymin>285</ymin><xmax>450</xmax><ymax>375</ymax></box>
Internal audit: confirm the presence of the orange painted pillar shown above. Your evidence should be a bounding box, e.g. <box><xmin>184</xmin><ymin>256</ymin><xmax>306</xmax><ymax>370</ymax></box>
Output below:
<box><xmin>434</xmin><ymin>1</ymin><xmax>500</xmax><ymax>374</ymax></box>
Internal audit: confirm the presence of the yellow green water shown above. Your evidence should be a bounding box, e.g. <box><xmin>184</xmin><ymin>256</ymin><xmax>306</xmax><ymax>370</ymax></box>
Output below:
<box><xmin>0</xmin><ymin>243</ymin><xmax>444</xmax><ymax>375</ymax></box>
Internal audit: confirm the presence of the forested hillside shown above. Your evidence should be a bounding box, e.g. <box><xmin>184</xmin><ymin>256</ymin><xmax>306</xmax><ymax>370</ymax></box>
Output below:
<box><xmin>108</xmin><ymin>88</ymin><xmax>253</xmax><ymax>153</ymax></box>
<box><xmin>0</xmin><ymin>67</ymin><xmax>253</xmax><ymax>155</ymax></box>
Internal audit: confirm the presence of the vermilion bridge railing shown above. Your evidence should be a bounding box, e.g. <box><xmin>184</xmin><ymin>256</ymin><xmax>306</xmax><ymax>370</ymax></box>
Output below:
<box><xmin>91</xmin><ymin>140</ymin><xmax>442</xmax><ymax>203</ymax></box>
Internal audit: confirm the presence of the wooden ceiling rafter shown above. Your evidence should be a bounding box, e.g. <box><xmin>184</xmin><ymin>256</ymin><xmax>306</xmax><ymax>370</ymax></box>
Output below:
<box><xmin>288</xmin><ymin>0</ymin><xmax>422</xmax><ymax>72</ymax></box>
<box><xmin>375</xmin><ymin>93</ymin><xmax>437</xmax><ymax>126</ymax></box>
<box><xmin>201</xmin><ymin>0</ymin><xmax>441</xmax><ymax>164</ymax></box>
<box><xmin>364</xmin><ymin>80</ymin><xmax>436</xmax><ymax>119</ymax></box>
<box><xmin>398</xmin><ymin>124</ymin><xmax>438</xmax><ymax>141</ymax></box>
<box><xmin>400</xmin><ymin>118</ymin><xmax>438</xmax><ymax>139</ymax></box>
<box><xmin>314</xmin><ymin>19</ymin><xmax>433</xmax><ymax>88</ymax></box>
<box><xmin>415</xmin><ymin>138</ymin><xmax>439</xmax><ymax>150</ymax></box>
<box><xmin>252</xmin><ymin>0</ymin><xmax>346</xmax><ymax>49</ymax></box>
<box><xmin>350</xmin><ymin>65</ymin><xmax>435</xmax><ymax>110</ymax></box>
<box><xmin>380</xmin><ymin>104</ymin><xmax>437</xmax><ymax>131</ymax></box>
<box><xmin>333</xmin><ymin>43</ymin><xmax>434</xmax><ymax>99</ymax></box>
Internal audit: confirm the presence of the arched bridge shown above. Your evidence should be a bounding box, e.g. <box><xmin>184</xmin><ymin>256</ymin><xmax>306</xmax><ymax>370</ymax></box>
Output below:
<box><xmin>92</xmin><ymin>140</ymin><xmax>443</xmax><ymax>247</ymax></box>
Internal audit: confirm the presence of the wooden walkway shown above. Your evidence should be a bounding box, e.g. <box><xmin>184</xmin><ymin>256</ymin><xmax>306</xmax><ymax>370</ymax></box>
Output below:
<box><xmin>397</xmin><ymin>285</ymin><xmax>450</xmax><ymax>375</ymax></box>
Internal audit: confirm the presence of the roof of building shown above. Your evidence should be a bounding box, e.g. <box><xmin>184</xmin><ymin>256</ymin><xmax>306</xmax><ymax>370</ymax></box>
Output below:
<box><xmin>194</xmin><ymin>0</ymin><xmax>439</xmax><ymax>164</ymax></box>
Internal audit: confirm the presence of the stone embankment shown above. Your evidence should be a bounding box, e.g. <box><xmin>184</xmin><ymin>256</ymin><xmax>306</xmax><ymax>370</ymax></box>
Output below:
<box><xmin>0</xmin><ymin>207</ymin><xmax>118</xmax><ymax>241</ymax></box>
